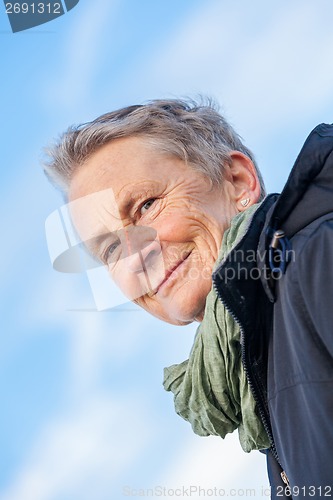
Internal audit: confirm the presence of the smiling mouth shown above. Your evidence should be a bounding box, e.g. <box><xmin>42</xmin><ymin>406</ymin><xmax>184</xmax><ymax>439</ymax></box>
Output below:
<box><xmin>147</xmin><ymin>252</ymin><xmax>191</xmax><ymax>297</ymax></box>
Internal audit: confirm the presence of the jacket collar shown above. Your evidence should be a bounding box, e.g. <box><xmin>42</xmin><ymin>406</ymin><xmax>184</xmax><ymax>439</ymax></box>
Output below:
<box><xmin>259</xmin><ymin>123</ymin><xmax>333</xmax><ymax>300</ymax></box>
<box><xmin>266</xmin><ymin>123</ymin><xmax>333</xmax><ymax>239</ymax></box>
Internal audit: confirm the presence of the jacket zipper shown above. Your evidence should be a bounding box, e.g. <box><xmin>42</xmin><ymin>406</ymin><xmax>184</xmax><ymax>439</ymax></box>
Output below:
<box><xmin>212</xmin><ymin>272</ymin><xmax>290</xmax><ymax>490</ymax></box>
<box><xmin>212</xmin><ymin>281</ymin><xmax>290</xmax><ymax>488</ymax></box>
<box><xmin>211</xmin><ymin>197</ymin><xmax>290</xmax><ymax>489</ymax></box>
<box><xmin>212</xmin><ymin>279</ymin><xmax>277</xmax><ymax>455</ymax></box>
<box><xmin>281</xmin><ymin>470</ymin><xmax>290</xmax><ymax>488</ymax></box>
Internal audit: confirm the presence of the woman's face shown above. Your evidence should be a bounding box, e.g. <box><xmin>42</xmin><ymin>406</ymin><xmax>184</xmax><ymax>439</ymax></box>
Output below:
<box><xmin>69</xmin><ymin>136</ymin><xmax>239</xmax><ymax>325</ymax></box>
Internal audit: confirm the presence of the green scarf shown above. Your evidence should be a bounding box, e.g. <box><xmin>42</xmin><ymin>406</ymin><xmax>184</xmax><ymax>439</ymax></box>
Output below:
<box><xmin>163</xmin><ymin>203</ymin><xmax>270</xmax><ymax>453</ymax></box>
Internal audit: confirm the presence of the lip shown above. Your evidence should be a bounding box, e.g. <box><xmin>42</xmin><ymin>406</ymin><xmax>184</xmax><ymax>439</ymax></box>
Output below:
<box><xmin>149</xmin><ymin>252</ymin><xmax>192</xmax><ymax>296</ymax></box>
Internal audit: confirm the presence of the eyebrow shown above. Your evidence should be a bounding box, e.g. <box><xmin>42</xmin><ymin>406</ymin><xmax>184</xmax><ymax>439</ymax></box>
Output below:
<box><xmin>116</xmin><ymin>184</ymin><xmax>156</xmax><ymax>219</ymax></box>
<box><xmin>117</xmin><ymin>194</ymin><xmax>135</xmax><ymax>218</ymax></box>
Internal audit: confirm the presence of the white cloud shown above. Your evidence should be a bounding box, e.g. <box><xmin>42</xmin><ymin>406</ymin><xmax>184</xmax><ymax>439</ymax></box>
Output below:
<box><xmin>127</xmin><ymin>0</ymin><xmax>333</xmax><ymax>139</ymax></box>
<box><xmin>219</xmin><ymin>1</ymin><xmax>333</xmax><ymax>131</ymax></box>
<box><xmin>42</xmin><ymin>0</ymin><xmax>121</xmax><ymax>110</ymax></box>
<box><xmin>159</xmin><ymin>432</ymin><xmax>269</xmax><ymax>495</ymax></box>
<box><xmin>0</xmin><ymin>394</ymin><xmax>154</xmax><ymax>500</ymax></box>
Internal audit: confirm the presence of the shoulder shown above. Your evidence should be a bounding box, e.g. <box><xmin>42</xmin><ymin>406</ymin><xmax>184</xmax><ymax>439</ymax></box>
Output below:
<box><xmin>272</xmin><ymin>211</ymin><xmax>333</xmax><ymax>370</ymax></box>
<box><xmin>291</xmin><ymin>212</ymin><xmax>333</xmax><ymax>256</ymax></box>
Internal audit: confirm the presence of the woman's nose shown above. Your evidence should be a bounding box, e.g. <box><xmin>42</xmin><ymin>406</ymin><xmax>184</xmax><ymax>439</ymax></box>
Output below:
<box><xmin>126</xmin><ymin>239</ymin><xmax>162</xmax><ymax>273</ymax></box>
<box><xmin>120</xmin><ymin>225</ymin><xmax>162</xmax><ymax>273</ymax></box>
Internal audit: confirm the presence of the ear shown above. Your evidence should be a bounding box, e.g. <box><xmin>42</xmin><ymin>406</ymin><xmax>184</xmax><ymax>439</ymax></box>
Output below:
<box><xmin>227</xmin><ymin>151</ymin><xmax>261</xmax><ymax>211</ymax></box>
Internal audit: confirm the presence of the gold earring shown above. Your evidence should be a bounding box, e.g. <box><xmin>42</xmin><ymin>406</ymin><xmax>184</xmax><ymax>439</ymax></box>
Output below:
<box><xmin>240</xmin><ymin>198</ymin><xmax>250</xmax><ymax>207</ymax></box>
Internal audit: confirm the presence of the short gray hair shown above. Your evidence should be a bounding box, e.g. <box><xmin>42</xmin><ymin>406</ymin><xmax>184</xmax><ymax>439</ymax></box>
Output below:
<box><xmin>44</xmin><ymin>98</ymin><xmax>266</xmax><ymax>199</ymax></box>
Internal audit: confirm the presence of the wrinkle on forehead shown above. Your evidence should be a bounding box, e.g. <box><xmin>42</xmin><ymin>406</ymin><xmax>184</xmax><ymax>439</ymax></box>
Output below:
<box><xmin>68</xmin><ymin>187</ymin><xmax>123</xmax><ymax>243</ymax></box>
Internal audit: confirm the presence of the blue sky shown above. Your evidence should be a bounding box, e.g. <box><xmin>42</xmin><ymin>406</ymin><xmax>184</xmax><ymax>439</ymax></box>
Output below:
<box><xmin>1</xmin><ymin>1</ymin><xmax>333</xmax><ymax>498</ymax></box>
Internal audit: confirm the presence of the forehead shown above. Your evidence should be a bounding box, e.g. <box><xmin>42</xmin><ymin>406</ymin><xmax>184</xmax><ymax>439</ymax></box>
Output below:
<box><xmin>68</xmin><ymin>187</ymin><xmax>121</xmax><ymax>249</ymax></box>
<box><xmin>69</xmin><ymin>136</ymin><xmax>186</xmax><ymax>202</ymax></box>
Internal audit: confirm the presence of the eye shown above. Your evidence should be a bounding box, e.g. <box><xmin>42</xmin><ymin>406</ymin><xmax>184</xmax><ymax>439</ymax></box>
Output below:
<box><xmin>140</xmin><ymin>198</ymin><xmax>156</xmax><ymax>215</ymax></box>
<box><xmin>105</xmin><ymin>239</ymin><xmax>121</xmax><ymax>264</ymax></box>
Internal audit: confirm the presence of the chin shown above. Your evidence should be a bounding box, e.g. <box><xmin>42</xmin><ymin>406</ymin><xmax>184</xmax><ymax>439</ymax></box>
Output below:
<box><xmin>159</xmin><ymin>292</ymin><xmax>207</xmax><ymax>326</ymax></box>
<box><xmin>136</xmin><ymin>277</ymin><xmax>211</xmax><ymax>325</ymax></box>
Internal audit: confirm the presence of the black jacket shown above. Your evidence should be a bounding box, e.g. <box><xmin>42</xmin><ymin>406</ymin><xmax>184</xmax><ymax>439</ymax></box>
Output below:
<box><xmin>213</xmin><ymin>124</ymin><xmax>333</xmax><ymax>499</ymax></box>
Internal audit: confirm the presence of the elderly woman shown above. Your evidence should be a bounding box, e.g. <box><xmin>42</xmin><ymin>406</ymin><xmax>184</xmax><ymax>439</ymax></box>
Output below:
<box><xmin>45</xmin><ymin>100</ymin><xmax>333</xmax><ymax>499</ymax></box>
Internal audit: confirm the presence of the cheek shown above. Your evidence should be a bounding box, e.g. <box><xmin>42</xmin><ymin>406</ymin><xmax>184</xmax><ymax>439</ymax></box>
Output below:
<box><xmin>110</xmin><ymin>268</ymin><xmax>145</xmax><ymax>301</ymax></box>
<box><xmin>155</xmin><ymin>212</ymin><xmax>202</xmax><ymax>243</ymax></box>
